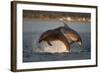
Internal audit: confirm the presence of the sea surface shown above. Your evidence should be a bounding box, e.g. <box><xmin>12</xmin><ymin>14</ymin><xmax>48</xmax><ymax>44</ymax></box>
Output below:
<box><xmin>23</xmin><ymin>19</ymin><xmax>91</xmax><ymax>62</ymax></box>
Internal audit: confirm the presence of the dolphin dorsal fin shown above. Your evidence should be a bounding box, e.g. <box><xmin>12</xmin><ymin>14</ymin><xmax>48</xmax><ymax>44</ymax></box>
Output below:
<box><xmin>63</xmin><ymin>22</ymin><xmax>70</xmax><ymax>29</ymax></box>
<box><xmin>59</xmin><ymin>18</ymin><xmax>71</xmax><ymax>29</ymax></box>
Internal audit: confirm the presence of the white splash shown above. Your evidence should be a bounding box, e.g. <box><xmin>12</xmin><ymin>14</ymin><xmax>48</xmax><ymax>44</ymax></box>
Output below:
<box><xmin>38</xmin><ymin>41</ymin><xmax>69</xmax><ymax>53</ymax></box>
<box><xmin>33</xmin><ymin>34</ymin><xmax>69</xmax><ymax>53</ymax></box>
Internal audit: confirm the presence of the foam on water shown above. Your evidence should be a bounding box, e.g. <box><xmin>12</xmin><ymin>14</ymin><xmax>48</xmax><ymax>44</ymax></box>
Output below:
<box><xmin>32</xmin><ymin>33</ymin><xmax>69</xmax><ymax>53</ymax></box>
<box><xmin>34</xmin><ymin>40</ymin><xmax>69</xmax><ymax>53</ymax></box>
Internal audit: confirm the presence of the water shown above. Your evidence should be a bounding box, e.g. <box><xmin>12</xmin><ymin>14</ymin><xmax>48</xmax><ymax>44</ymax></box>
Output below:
<box><xmin>23</xmin><ymin>19</ymin><xmax>91</xmax><ymax>62</ymax></box>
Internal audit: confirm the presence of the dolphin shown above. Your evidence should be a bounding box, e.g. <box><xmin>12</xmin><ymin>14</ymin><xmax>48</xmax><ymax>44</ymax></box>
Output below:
<box><xmin>38</xmin><ymin>18</ymin><xmax>82</xmax><ymax>52</ymax></box>
<box><xmin>38</xmin><ymin>27</ymin><xmax>70</xmax><ymax>51</ymax></box>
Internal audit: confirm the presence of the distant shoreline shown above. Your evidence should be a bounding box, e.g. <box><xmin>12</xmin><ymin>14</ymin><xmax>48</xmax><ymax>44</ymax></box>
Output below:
<box><xmin>23</xmin><ymin>18</ymin><xmax>91</xmax><ymax>24</ymax></box>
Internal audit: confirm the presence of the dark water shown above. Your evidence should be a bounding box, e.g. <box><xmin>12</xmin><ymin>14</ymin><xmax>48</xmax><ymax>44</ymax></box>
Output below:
<box><xmin>23</xmin><ymin>19</ymin><xmax>91</xmax><ymax>62</ymax></box>
<box><xmin>23</xmin><ymin>32</ymin><xmax>91</xmax><ymax>62</ymax></box>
